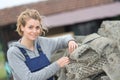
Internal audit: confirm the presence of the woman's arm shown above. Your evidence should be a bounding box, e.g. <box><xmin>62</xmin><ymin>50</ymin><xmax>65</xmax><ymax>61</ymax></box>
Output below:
<box><xmin>39</xmin><ymin>34</ymin><xmax>76</xmax><ymax>54</ymax></box>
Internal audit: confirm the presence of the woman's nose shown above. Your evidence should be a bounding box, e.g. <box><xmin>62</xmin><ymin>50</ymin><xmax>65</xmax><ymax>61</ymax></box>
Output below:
<box><xmin>33</xmin><ymin>28</ymin><xmax>37</xmax><ymax>32</ymax></box>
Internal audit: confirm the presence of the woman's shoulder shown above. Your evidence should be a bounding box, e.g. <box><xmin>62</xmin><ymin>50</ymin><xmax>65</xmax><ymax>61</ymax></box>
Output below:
<box><xmin>7</xmin><ymin>46</ymin><xmax>21</xmax><ymax>57</ymax></box>
<box><xmin>8</xmin><ymin>46</ymin><xmax>17</xmax><ymax>51</ymax></box>
<box><xmin>37</xmin><ymin>36</ymin><xmax>53</xmax><ymax>42</ymax></box>
<box><xmin>37</xmin><ymin>36</ymin><xmax>56</xmax><ymax>48</ymax></box>
<box><xmin>38</xmin><ymin>36</ymin><xmax>50</xmax><ymax>39</ymax></box>
<box><xmin>7</xmin><ymin>46</ymin><xmax>25</xmax><ymax>61</ymax></box>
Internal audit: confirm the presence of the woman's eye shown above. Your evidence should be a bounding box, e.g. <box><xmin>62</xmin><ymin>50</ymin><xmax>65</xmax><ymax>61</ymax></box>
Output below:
<box><xmin>28</xmin><ymin>26</ymin><xmax>33</xmax><ymax>29</ymax></box>
<box><xmin>36</xmin><ymin>26</ymin><xmax>40</xmax><ymax>30</ymax></box>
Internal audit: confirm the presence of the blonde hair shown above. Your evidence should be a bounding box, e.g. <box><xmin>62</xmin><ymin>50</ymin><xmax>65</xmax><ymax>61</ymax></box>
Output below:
<box><xmin>16</xmin><ymin>9</ymin><xmax>47</xmax><ymax>36</ymax></box>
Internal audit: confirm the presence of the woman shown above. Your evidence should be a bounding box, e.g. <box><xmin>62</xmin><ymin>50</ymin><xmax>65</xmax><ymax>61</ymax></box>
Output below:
<box><xmin>7</xmin><ymin>9</ymin><xmax>78</xmax><ymax>80</ymax></box>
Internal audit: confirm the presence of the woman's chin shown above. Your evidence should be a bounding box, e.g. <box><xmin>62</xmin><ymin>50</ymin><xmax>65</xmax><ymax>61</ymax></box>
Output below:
<box><xmin>30</xmin><ymin>37</ymin><xmax>37</xmax><ymax>40</ymax></box>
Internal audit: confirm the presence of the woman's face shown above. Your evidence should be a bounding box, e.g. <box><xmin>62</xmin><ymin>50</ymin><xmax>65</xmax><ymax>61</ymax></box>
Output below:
<box><xmin>21</xmin><ymin>18</ymin><xmax>41</xmax><ymax>41</ymax></box>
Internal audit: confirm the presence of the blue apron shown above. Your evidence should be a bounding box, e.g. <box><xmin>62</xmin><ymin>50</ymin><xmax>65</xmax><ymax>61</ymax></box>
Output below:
<box><xmin>18</xmin><ymin>44</ymin><xmax>53</xmax><ymax>80</ymax></box>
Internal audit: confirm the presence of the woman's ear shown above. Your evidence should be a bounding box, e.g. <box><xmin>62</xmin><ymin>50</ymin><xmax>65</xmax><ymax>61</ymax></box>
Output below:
<box><xmin>20</xmin><ymin>25</ymin><xmax>24</xmax><ymax>32</ymax></box>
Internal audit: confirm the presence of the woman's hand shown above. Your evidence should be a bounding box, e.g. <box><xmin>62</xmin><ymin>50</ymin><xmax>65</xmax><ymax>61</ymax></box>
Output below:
<box><xmin>56</xmin><ymin>57</ymin><xmax>70</xmax><ymax>68</ymax></box>
<box><xmin>68</xmin><ymin>40</ymin><xmax>78</xmax><ymax>54</ymax></box>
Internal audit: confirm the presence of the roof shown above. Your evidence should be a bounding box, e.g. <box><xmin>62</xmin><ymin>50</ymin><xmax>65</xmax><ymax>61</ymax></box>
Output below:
<box><xmin>46</xmin><ymin>2</ymin><xmax>120</xmax><ymax>28</ymax></box>
<box><xmin>0</xmin><ymin>0</ymin><xmax>115</xmax><ymax>27</ymax></box>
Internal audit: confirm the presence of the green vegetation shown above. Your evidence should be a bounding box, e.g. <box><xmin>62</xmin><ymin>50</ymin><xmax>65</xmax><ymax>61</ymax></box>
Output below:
<box><xmin>0</xmin><ymin>51</ymin><xmax>7</xmax><ymax>80</ymax></box>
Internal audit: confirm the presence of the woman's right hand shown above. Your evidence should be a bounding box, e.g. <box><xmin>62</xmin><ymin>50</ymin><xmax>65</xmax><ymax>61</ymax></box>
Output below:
<box><xmin>56</xmin><ymin>57</ymin><xmax>70</xmax><ymax>68</ymax></box>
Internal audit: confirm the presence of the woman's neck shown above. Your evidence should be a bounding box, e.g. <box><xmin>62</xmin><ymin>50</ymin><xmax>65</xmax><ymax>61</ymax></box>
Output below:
<box><xmin>20</xmin><ymin>37</ymin><xmax>34</xmax><ymax>51</ymax></box>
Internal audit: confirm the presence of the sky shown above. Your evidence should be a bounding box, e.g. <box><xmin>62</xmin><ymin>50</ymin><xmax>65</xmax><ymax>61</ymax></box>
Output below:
<box><xmin>0</xmin><ymin>0</ymin><xmax>47</xmax><ymax>9</ymax></box>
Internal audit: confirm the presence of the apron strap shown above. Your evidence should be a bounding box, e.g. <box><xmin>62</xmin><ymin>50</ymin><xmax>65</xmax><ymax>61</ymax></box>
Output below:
<box><xmin>37</xmin><ymin>43</ymin><xmax>42</xmax><ymax>53</ymax></box>
<box><xmin>18</xmin><ymin>47</ymin><xmax>30</xmax><ymax>60</ymax></box>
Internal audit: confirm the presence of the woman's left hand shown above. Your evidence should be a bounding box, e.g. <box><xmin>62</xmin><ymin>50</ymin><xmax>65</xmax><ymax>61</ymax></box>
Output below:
<box><xmin>68</xmin><ymin>40</ymin><xmax>78</xmax><ymax>54</ymax></box>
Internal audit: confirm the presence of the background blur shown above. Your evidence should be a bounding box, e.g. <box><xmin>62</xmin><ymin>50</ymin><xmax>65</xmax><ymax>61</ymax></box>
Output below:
<box><xmin>0</xmin><ymin>0</ymin><xmax>120</xmax><ymax>80</ymax></box>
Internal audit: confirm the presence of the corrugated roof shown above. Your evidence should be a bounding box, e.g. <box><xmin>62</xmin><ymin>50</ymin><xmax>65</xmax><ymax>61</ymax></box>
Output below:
<box><xmin>0</xmin><ymin>0</ymin><xmax>113</xmax><ymax>27</ymax></box>
<box><xmin>46</xmin><ymin>2</ymin><xmax>120</xmax><ymax>28</ymax></box>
